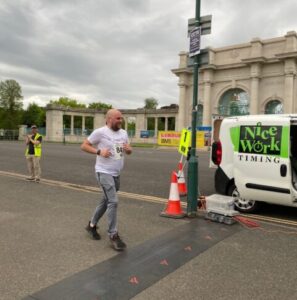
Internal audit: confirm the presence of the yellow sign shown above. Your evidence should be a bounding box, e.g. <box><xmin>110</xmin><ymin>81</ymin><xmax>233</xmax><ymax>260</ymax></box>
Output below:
<box><xmin>178</xmin><ymin>129</ymin><xmax>191</xmax><ymax>156</ymax></box>
<box><xmin>157</xmin><ymin>130</ymin><xmax>207</xmax><ymax>150</ymax></box>
<box><xmin>197</xmin><ymin>131</ymin><xmax>205</xmax><ymax>148</ymax></box>
<box><xmin>178</xmin><ymin>130</ymin><xmax>207</xmax><ymax>156</ymax></box>
<box><xmin>157</xmin><ymin>131</ymin><xmax>181</xmax><ymax>146</ymax></box>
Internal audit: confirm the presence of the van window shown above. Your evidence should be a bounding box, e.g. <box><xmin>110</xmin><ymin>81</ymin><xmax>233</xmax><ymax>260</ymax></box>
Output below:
<box><xmin>290</xmin><ymin>125</ymin><xmax>297</xmax><ymax>158</ymax></box>
<box><xmin>213</xmin><ymin>119</ymin><xmax>222</xmax><ymax>142</ymax></box>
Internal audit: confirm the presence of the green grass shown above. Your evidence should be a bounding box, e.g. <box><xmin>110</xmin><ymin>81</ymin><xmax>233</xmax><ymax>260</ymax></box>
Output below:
<box><xmin>130</xmin><ymin>143</ymin><xmax>156</xmax><ymax>148</ymax></box>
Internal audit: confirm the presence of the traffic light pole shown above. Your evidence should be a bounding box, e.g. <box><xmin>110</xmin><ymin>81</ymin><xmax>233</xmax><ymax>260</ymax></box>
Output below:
<box><xmin>187</xmin><ymin>0</ymin><xmax>200</xmax><ymax>217</ymax></box>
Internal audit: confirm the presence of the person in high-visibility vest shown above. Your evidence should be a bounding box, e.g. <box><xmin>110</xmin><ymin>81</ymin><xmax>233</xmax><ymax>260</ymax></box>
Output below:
<box><xmin>25</xmin><ymin>125</ymin><xmax>42</xmax><ymax>183</ymax></box>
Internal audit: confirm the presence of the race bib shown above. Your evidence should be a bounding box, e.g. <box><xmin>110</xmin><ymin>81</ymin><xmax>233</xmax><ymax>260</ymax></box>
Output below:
<box><xmin>113</xmin><ymin>143</ymin><xmax>124</xmax><ymax>160</ymax></box>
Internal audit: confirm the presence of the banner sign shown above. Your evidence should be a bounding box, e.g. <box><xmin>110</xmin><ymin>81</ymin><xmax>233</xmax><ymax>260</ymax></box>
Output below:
<box><xmin>140</xmin><ymin>130</ymin><xmax>150</xmax><ymax>138</ymax></box>
<box><xmin>157</xmin><ymin>130</ymin><xmax>209</xmax><ymax>150</ymax></box>
<box><xmin>189</xmin><ymin>26</ymin><xmax>201</xmax><ymax>57</ymax></box>
<box><xmin>197</xmin><ymin>131</ymin><xmax>205</xmax><ymax>148</ymax></box>
<box><xmin>158</xmin><ymin>131</ymin><xmax>181</xmax><ymax>146</ymax></box>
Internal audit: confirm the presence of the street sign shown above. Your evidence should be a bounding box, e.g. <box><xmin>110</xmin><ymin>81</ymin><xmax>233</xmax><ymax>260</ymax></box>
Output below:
<box><xmin>188</xmin><ymin>15</ymin><xmax>212</xmax><ymax>36</ymax></box>
<box><xmin>189</xmin><ymin>27</ymin><xmax>201</xmax><ymax>57</ymax></box>
<box><xmin>140</xmin><ymin>130</ymin><xmax>149</xmax><ymax>138</ymax></box>
<box><xmin>179</xmin><ymin>129</ymin><xmax>191</xmax><ymax>156</ymax></box>
<box><xmin>187</xmin><ymin>48</ymin><xmax>209</xmax><ymax>67</ymax></box>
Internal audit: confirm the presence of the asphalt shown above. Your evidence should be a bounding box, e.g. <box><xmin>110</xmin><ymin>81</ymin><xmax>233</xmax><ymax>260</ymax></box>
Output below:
<box><xmin>1</xmin><ymin>173</ymin><xmax>297</xmax><ymax>300</ymax></box>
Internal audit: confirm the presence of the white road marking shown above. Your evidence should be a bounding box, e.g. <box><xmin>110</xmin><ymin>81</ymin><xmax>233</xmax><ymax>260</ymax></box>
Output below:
<box><xmin>2</xmin><ymin>170</ymin><xmax>297</xmax><ymax>227</ymax></box>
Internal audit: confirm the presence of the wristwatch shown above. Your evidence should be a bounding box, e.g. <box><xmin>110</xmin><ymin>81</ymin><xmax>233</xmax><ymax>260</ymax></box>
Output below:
<box><xmin>96</xmin><ymin>149</ymin><xmax>101</xmax><ymax>156</ymax></box>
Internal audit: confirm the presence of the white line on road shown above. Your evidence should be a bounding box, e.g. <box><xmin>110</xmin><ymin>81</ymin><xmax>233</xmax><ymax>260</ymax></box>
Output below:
<box><xmin>0</xmin><ymin>170</ymin><xmax>171</xmax><ymax>205</ymax></box>
<box><xmin>1</xmin><ymin>170</ymin><xmax>297</xmax><ymax>227</ymax></box>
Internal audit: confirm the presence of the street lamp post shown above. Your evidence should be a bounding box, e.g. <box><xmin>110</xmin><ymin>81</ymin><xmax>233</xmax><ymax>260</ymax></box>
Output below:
<box><xmin>187</xmin><ymin>0</ymin><xmax>201</xmax><ymax>217</ymax></box>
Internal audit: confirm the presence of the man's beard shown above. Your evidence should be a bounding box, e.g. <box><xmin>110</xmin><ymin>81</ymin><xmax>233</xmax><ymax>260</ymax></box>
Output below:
<box><xmin>111</xmin><ymin>123</ymin><xmax>121</xmax><ymax>131</ymax></box>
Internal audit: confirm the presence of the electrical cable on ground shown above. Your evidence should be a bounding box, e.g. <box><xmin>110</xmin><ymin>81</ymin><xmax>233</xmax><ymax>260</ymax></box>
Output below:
<box><xmin>234</xmin><ymin>215</ymin><xmax>297</xmax><ymax>235</ymax></box>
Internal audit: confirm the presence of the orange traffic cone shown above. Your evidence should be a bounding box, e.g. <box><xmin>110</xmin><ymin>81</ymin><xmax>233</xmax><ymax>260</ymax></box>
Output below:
<box><xmin>160</xmin><ymin>171</ymin><xmax>186</xmax><ymax>218</ymax></box>
<box><xmin>177</xmin><ymin>162</ymin><xmax>187</xmax><ymax>197</ymax></box>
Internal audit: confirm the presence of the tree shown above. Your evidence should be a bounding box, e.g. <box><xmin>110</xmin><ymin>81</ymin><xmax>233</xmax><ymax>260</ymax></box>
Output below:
<box><xmin>160</xmin><ymin>103</ymin><xmax>179</xmax><ymax>109</ymax></box>
<box><xmin>144</xmin><ymin>97</ymin><xmax>158</xmax><ymax>109</ymax></box>
<box><xmin>22</xmin><ymin>103</ymin><xmax>46</xmax><ymax>127</ymax></box>
<box><xmin>0</xmin><ymin>79</ymin><xmax>23</xmax><ymax>129</ymax></box>
<box><xmin>88</xmin><ymin>102</ymin><xmax>112</xmax><ymax>110</ymax></box>
<box><xmin>49</xmin><ymin>97</ymin><xmax>86</xmax><ymax>108</ymax></box>
<box><xmin>127</xmin><ymin>117</ymin><xmax>136</xmax><ymax>137</ymax></box>
<box><xmin>0</xmin><ymin>107</ymin><xmax>5</xmax><ymax>128</ymax></box>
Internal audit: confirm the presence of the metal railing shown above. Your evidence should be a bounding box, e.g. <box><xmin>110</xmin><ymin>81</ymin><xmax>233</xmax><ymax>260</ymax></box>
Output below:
<box><xmin>63</xmin><ymin>128</ymin><xmax>94</xmax><ymax>136</ymax></box>
<box><xmin>127</xmin><ymin>130</ymin><xmax>136</xmax><ymax>138</ymax></box>
<box><xmin>0</xmin><ymin>129</ymin><xmax>19</xmax><ymax>140</ymax></box>
<box><xmin>25</xmin><ymin>127</ymin><xmax>46</xmax><ymax>136</ymax></box>
<box><xmin>16</xmin><ymin>127</ymin><xmax>169</xmax><ymax>142</ymax></box>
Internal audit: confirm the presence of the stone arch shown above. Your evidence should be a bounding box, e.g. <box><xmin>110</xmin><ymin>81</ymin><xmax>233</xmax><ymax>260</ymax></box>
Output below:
<box><xmin>214</xmin><ymin>84</ymin><xmax>249</xmax><ymax>109</ymax></box>
<box><xmin>216</xmin><ymin>86</ymin><xmax>250</xmax><ymax>116</ymax></box>
<box><xmin>261</xmin><ymin>97</ymin><xmax>284</xmax><ymax>114</ymax></box>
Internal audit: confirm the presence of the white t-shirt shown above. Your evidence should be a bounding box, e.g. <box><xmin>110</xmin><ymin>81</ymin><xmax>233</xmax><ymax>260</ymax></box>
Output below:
<box><xmin>87</xmin><ymin>126</ymin><xmax>129</xmax><ymax>176</ymax></box>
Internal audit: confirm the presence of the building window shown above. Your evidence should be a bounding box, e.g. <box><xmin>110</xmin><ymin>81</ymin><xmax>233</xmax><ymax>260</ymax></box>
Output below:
<box><xmin>74</xmin><ymin>116</ymin><xmax>83</xmax><ymax>135</ymax></box>
<box><xmin>265</xmin><ymin>100</ymin><xmax>283</xmax><ymax>114</ymax></box>
<box><xmin>168</xmin><ymin>117</ymin><xmax>175</xmax><ymax>130</ymax></box>
<box><xmin>85</xmin><ymin>117</ymin><xmax>94</xmax><ymax>135</ymax></box>
<box><xmin>127</xmin><ymin>117</ymin><xmax>136</xmax><ymax>137</ymax></box>
<box><xmin>218</xmin><ymin>88</ymin><xmax>249</xmax><ymax>116</ymax></box>
<box><xmin>158</xmin><ymin>117</ymin><xmax>165</xmax><ymax>130</ymax></box>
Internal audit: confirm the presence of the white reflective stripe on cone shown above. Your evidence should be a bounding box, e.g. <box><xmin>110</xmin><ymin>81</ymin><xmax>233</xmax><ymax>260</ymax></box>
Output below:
<box><xmin>169</xmin><ymin>183</ymin><xmax>180</xmax><ymax>201</ymax></box>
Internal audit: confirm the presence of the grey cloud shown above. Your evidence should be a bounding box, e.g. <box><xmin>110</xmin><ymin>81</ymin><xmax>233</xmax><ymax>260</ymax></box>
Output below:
<box><xmin>0</xmin><ymin>2</ymin><xmax>35</xmax><ymax>38</ymax></box>
<box><xmin>204</xmin><ymin>0</ymin><xmax>297</xmax><ymax>47</ymax></box>
<box><xmin>2</xmin><ymin>0</ymin><xmax>297</xmax><ymax>109</ymax></box>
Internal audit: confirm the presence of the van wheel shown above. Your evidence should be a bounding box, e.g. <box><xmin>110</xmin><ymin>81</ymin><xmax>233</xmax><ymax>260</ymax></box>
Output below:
<box><xmin>227</xmin><ymin>184</ymin><xmax>260</xmax><ymax>213</ymax></box>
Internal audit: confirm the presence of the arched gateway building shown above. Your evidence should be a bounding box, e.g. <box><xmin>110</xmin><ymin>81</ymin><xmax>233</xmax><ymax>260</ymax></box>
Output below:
<box><xmin>172</xmin><ymin>31</ymin><xmax>297</xmax><ymax>131</ymax></box>
<box><xmin>43</xmin><ymin>31</ymin><xmax>297</xmax><ymax>143</ymax></box>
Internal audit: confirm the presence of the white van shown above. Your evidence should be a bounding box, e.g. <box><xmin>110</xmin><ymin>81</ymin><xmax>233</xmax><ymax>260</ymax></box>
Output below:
<box><xmin>211</xmin><ymin>114</ymin><xmax>297</xmax><ymax>212</ymax></box>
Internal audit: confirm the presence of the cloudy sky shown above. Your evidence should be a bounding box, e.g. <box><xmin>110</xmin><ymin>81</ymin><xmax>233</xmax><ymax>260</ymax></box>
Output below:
<box><xmin>1</xmin><ymin>0</ymin><xmax>297</xmax><ymax>109</ymax></box>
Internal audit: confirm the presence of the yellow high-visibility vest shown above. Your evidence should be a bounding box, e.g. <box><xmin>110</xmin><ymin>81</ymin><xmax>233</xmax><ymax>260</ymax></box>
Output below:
<box><xmin>25</xmin><ymin>133</ymin><xmax>42</xmax><ymax>157</ymax></box>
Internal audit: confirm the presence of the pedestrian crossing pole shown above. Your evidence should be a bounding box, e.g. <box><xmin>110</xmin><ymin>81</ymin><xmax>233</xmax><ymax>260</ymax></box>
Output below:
<box><xmin>187</xmin><ymin>0</ymin><xmax>201</xmax><ymax>217</ymax></box>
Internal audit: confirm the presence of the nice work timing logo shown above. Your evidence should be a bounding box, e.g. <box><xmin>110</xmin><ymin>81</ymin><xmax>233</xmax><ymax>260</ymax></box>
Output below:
<box><xmin>239</xmin><ymin>123</ymin><xmax>282</xmax><ymax>155</ymax></box>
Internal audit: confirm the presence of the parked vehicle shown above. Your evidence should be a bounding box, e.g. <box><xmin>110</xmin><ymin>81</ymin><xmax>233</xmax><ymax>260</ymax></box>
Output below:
<box><xmin>211</xmin><ymin>114</ymin><xmax>297</xmax><ymax>212</ymax></box>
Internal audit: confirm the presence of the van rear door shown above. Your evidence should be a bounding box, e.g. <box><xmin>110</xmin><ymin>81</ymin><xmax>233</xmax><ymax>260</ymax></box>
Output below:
<box><xmin>233</xmin><ymin>117</ymin><xmax>292</xmax><ymax>205</ymax></box>
<box><xmin>209</xmin><ymin>115</ymin><xmax>224</xmax><ymax>168</ymax></box>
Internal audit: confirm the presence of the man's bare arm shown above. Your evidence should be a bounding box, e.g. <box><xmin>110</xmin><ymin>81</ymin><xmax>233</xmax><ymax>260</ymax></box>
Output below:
<box><xmin>81</xmin><ymin>139</ymin><xmax>112</xmax><ymax>157</ymax></box>
<box><xmin>81</xmin><ymin>139</ymin><xmax>97</xmax><ymax>154</ymax></box>
<box><xmin>26</xmin><ymin>135</ymin><xmax>40</xmax><ymax>145</ymax></box>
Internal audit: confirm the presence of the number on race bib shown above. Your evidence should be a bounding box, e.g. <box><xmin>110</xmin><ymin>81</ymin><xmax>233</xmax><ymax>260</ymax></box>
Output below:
<box><xmin>114</xmin><ymin>143</ymin><xmax>124</xmax><ymax>159</ymax></box>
